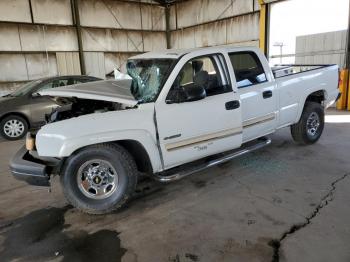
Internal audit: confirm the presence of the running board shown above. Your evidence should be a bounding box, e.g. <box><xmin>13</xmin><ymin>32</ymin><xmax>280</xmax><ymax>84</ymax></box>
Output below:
<box><xmin>154</xmin><ymin>137</ymin><xmax>271</xmax><ymax>183</ymax></box>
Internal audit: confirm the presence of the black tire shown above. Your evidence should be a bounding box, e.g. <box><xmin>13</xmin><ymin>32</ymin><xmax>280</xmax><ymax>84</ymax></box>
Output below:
<box><xmin>60</xmin><ymin>143</ymin><xmax>138</xmax><ymax>214</ymax></box>
<box><xmin>0</xmin><ymin>115</ymin><xmax>28</xmax><ymax>141</ymax></box>
<box><xmin>290</xmin><ymin>102</ymin><xmax>325</xmax><ymax>145</ymax></box>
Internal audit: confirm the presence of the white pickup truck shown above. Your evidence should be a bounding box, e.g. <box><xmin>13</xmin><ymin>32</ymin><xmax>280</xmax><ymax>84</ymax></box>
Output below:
<box><xmin>10</xmin><ymin>46</ymin><xmax>340</xmax><ymax>214</ymax></box>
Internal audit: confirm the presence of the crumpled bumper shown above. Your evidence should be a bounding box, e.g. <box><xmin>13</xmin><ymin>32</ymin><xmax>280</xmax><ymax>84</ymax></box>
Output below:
<box><xmin>9</xmin><ymin>146</ymin><xmax>61</xmax><ymax>187</ymax></box>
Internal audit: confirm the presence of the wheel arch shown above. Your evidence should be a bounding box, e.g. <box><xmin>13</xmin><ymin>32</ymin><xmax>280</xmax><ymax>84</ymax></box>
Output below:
<box><xmin>0</xmin><ymin>112</ymin><xmax>31</xmax><ymax>128</ymax></box>
<box><xmin>305</xmin><ymin>89</ymin><xmax>327</xmax><ymax>104</ymax></box>
<box><xmin>63</xmin><ymin>139</ymin><xmax>155</xmax><ymax>175</ymax></box>
<box><xmin>296</xmin><ymin>89</ymin><xmax>327</xmax><ymax>122</ymax></box>
<box><xmin>115</xmin><ymin>140</ymin><xmax>154</xmax><ymax>174</ymax></box>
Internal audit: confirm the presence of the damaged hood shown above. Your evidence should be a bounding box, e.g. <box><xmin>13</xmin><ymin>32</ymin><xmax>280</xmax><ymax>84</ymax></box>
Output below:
<box><xmin>38</xmin><ymin>79</ymin><xmax>138</xmax><ymax>107</ymax></box>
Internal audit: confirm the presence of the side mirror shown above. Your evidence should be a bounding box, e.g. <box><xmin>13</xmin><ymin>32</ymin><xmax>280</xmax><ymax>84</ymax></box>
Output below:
<box><xmin>166</xmin><ymin>85</ymin><xmax>206</xmax><ymax>104</ymax></box>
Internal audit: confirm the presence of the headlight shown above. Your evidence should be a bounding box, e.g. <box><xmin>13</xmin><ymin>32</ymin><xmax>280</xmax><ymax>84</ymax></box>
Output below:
<box><xmin>26</xmin><ymin>133</ymin><xmax>36</xmax><ymax>151</ymax></box>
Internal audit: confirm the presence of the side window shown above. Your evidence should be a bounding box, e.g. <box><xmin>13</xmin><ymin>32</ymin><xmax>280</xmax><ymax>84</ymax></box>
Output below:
<box><xmin>75</xmin><ymin>78</ymin><xmax>94</xmax><ymax>84</ymax></box>
<box><xmin>168</xmin><ymin>55</ymin><xmax>231</xmax><ymax>102</ymax></box>
<box><xmin>229</xmin><ymin>52</ymin><xmax>267</xmax><ymax>88</ymax></box>
<box><xmin>37</xmin><ymin>79</ymin><xmax>69</xmax><ymax>92</ymax></box>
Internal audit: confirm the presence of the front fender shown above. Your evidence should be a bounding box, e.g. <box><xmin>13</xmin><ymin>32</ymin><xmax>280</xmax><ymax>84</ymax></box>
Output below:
<box><xmin>36</xmin><ymin>105</ymin><xmax>163</xmax><ymax>172</ymax></box>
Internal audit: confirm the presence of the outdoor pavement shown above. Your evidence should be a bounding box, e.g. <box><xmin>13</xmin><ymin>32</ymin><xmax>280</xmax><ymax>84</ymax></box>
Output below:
<box><xmin>0</xmin><ymin>108</ymin><xmax>349</xmax><ymax>262</ymax></box>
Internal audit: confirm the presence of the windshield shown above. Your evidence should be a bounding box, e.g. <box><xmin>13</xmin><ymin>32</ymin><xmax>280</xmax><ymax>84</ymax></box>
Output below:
<box><xmin>126</xmin><ymin>59</ymin><xmax>175</xmax><ymax>103</ymax></box>
<box><xmin>10</xmin><ymin>79</ymin><xmax>43</xmax><ymax>97</ymax></box>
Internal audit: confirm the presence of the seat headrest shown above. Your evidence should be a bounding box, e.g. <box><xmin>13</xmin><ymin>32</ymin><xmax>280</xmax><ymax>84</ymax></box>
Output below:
<box><xmin>192</xmin><ymin>60</ymin><xmax>204</xmax><ymax>73</ymax></box>
<box><xmin>194</xmin><ymin>71</ymin><xmax>209</xmax><ymax>87</ymax></box>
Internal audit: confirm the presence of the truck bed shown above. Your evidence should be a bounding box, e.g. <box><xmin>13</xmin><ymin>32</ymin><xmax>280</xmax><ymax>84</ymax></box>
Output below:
<box><xmin>272</xmin><ymin>64</ymin><xmax>337</xmax><ymax>78</ymax></box>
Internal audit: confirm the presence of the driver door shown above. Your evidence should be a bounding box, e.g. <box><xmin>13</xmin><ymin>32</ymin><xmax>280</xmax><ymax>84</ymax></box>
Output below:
<box><xmin>155</xmin><ymin>54</ymin><xmax>243</xmax><ymax>169</ymax></box>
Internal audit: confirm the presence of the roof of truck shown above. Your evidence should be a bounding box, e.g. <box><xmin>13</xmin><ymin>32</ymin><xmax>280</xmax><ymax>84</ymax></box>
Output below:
<box><xmin>130</xmin><ymin>45</ymin><xmax>261</xmax><ymax>60</ymax></box>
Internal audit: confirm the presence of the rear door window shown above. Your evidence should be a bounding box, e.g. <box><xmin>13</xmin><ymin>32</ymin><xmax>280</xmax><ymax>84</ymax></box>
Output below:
<box><xmin>229</xmin><ymin>52</ymin><xmax>267</xmax><ymax>88</ymax></box>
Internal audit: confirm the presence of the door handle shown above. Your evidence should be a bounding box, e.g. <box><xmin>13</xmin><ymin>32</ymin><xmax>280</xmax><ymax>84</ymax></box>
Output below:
<box><xmin>225</xmin><ymin>100</ymin><xmax>240</xmax><ymax>110</ymax></box>
<box><xmin>263</xmin><ymin>90</ymin><xmax>273</xmax><ymax>99</ymax></box>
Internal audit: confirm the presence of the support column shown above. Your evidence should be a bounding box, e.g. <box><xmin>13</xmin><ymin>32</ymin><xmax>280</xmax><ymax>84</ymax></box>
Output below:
<box><xmin>165</xmin><ymin>4</ymin><xmax>171</xmax><ymax>49</ymax></box>
<box><xmin>28</xmin><ymin>0</ymin><xmax>34</xmax><ymax>23</ymax></box>
<box><xmin>258</xmin><ymin>0</ymin><xmax>268</xmax><ymax>56</ymax></box>
<box><xmin>71</xmin><ymin>0</ymin><xmax>86</xmax><ymax>75</ymax></box>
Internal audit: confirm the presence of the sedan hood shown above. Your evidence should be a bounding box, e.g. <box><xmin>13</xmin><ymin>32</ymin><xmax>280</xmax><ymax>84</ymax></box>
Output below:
<box><xmin>38</xmin><ymin>79</ymin><xmax>138</xmax><ymax>107</ymax></box>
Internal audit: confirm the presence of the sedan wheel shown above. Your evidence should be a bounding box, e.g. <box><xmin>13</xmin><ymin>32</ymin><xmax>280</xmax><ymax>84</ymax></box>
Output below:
<box><xmin>0</xmin><ymin>115</ymin><xmax>28</xmax><ymax>140</ymax></box>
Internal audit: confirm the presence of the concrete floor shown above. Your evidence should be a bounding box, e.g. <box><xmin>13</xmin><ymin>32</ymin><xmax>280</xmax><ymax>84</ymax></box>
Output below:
<box><xmin>0</xmin><ymin>109</ymin><xmax>349</xmax><ymax>262</ymax></box>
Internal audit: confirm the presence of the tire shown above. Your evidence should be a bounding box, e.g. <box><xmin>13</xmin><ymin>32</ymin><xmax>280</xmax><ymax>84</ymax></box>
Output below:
<box><xmin>60</xmin><ymin>143</ymin><xmax>138</xmax><ymax>214</ymax></box>
<box><xmin>290</xmin><ymin>102</ymin><xmax>325</xmax><ymax>145</ymax></box>
<box><xmin>0</xmin><ymin>115</ymin><xmax>28</xmax><ymax>141</ymax></box>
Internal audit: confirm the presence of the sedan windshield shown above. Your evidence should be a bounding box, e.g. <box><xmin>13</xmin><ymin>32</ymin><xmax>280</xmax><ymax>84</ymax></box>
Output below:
<box><xmin>10</xmin><ymin>79</ymin><xmax>43</xmax><ymax>97</ymax></box>
<box><xmin>126</xmin><ymin>59</ymin><xmax>175</xmax><ymax>103</ymax></box>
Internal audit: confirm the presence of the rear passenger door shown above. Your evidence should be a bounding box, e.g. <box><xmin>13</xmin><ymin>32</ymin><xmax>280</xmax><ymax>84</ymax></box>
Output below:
<box><xmin>229</xmin><ymin>51</ymin><xmax>277</xmax><ymax>142</ymax></box>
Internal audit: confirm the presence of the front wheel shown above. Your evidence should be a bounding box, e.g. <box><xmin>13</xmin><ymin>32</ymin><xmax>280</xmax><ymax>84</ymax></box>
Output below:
<box><xmin>0</xmin><ymin>115</ymin><xmax>28</xmax><ymax>140</ymax></box>
<box><xmin>60</xmin><ymin>143</ymin><xmax>138</xmax><ymax>214</ymax></box>
<box><xmin>290</xmin><ymin>102</ymin><xmax>325</xmax><ymax>145</ymax></box>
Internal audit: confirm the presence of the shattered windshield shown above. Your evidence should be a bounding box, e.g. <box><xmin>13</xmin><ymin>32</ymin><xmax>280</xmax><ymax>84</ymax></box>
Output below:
<box><xmin>126</xmin><ymin>59</ymin><xmax>175</xmax><ymax>103</ymax></box>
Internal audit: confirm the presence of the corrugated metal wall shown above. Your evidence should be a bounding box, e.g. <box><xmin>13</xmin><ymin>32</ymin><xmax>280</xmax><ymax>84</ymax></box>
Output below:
<box><xmin>169</xmin><ymin>0</ymin><xmax>261</xmax><ymax>49</ymax></box>
<box><xmin>0</xmin><ymin>0</ymin><xmax>266</xmax><ymax>93</ymax></box>
<box><xmin>295</xmin><ymin>30</ymin><xmax>347</xmax><ymax>67</ymax></box>
<box><xmin>0</xmin><ymin>0</ymin><xmax>166</xmax><ymax>92</ymax></box>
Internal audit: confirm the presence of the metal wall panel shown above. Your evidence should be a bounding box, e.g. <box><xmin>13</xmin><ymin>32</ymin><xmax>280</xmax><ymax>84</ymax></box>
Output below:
<box><xmin>0</xmin><ymin>53</ymin><xmax>57</xmax><ymax>81</ymax></box>
<box><xmin>82</xmin><ymin>28</ymin><xmax>143</xmax><ymax>52</ymax></box>
<box><xmin>56</xmin><ymin>52</ymin><xmax>81</xmax><ymax>76</ymax></box>
<box><xmin>0</xmin><ymin>24</ymin><xmax>22</xmax><ymax>51</ymax></box>
<box><xmin>0</xmin><ymin>0</ymin><xmax>167</xmax><ymax>90</ymax></box>
<box><xmin>0</xmin><ymin>54</ymin><xmax>28</xmax><ymax>81</ymax></box>
<box><xmin>84</xmin><ymin>52</ymin><xmax>106</xmax><ymax>78</ymax></box>
<box><xmin>82</xmin><ymin>28</ymin><xmax>166</xmax><ymax>52</ymax></box>
<box><xmin>226</xmin><ymin>13</ymin><xmax>259</xmax><ymax>43</ymax></box>
<box><xmin>170</xmin><ymin>0</ymin><xmax>255</xmax><ymax>30</ymax></box>
<box><xmin>0</xmin><ymin>24</ymin><xmax>78</xmax><ymax>52</ymax></box>
<box><xmin>79</xmin><ymin>0</ymin><xmax>140</xmax><ymax>29</ymax></box>
<box><xmin>141</xmin><ymin>5</ymin><xmax>166</xmax><ymax>31</ymax></box>
<box><xmin>295</xmin><ymin>30</ymin><xmax>347</xmax><ymax>68</ymax></box>
<box><xmin>143</xmin><ymin>32</ymin><xmax>167</xmax><ymax>51</ymax></box>
<box><xmin>26</xmin><ymin>53</ymin><xmax>58</xmax><ymax>79</ymax></box>
<box><xmin>0</xmin><ymin>0</ymin><xmax>31</xmax><ymax>23</ymax></box>
<box><xmin>223</xmin><ymin>40</ymin><xmax>259</xmax><ymax>47</ymax></box>
<box><xmin>171</xmin><ymin>13</ymin><xmax>259</xmax><ymax>49</ymax></box>
<box><xmin>79</xmin><ymin>0</ymin><xmax>166</xmax><ymax>31</ymax></box>
<box><xmin>105</xmin><ymin>52</ymin><xmax>140</xmax><ymax>74</ymax></box>
<box><xmin>31</xmin><ymin>0</ymin><xmax>73</xmax><ymax>25</ymax></box>
<box><xmin>20</xmin><ymin>25</ymin><xmax>78</xmax><ymax>51</ymax></box>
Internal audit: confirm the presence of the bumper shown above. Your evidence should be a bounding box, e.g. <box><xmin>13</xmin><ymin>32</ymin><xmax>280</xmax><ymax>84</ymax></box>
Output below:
<box><xmin>9</xmin><ymin>146</ymin><xmax>61</xmax><ymax>187</ymax></box>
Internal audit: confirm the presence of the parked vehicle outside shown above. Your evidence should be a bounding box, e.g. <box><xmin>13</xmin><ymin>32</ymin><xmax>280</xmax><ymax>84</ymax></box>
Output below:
<box><xmin>0</xmin><ymin>75</ymin><xmax>101</xmax><ymax>140</ymax></box>
<box><xmin>9</xmin><ymin>46</ymin><xmax>340</xmax><ymax>214</ymax></box>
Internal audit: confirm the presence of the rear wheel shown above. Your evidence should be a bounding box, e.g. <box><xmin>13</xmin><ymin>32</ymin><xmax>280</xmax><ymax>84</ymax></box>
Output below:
<box><xmin>60</xmin><ymin>143</ymin><xmax>138</xmax><ymax>214</ymax></box>
<box><xmin>0</xmin><ymin>115</ymin><xmax>28</xmax><ymax>140</ymax></box>
<box><xmin>291</xmin><ymin>102</ymin><xmax>324</xmax><ymax>145</ymax></box>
